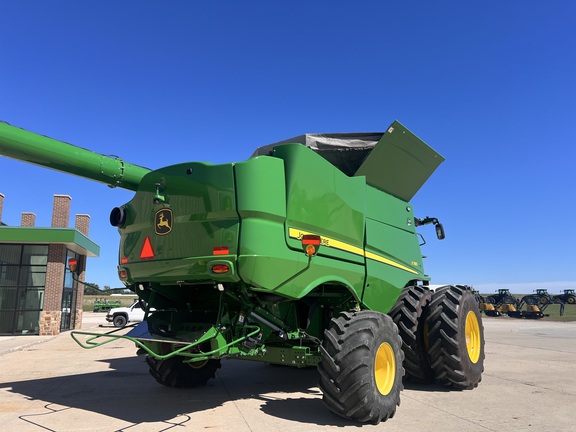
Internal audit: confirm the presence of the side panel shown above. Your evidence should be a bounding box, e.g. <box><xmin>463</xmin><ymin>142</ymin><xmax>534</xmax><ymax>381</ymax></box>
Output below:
<box><xmin>274</xmin><ymin>144</ymin><xmax>366</xmax><ymax>265</ymax></box>
<box><xmin>235</xmin><ymin>151</ymin><xmax>365</xmax><ymax>299</ymax></box>
<box><xmin>235</xmin><ymin>156</ymin><xmax>304</xmax><ymax>291</ymax></box>
<box><xmin>362</xmin><ymin>186</ymin><xmax>427</xmax><ymax>313</ymax></box>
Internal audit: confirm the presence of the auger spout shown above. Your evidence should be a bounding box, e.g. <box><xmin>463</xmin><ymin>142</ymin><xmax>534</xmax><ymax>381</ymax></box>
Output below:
<box><xmin>0</xmin><ymin>122</ymin><xmax>150</xmax><ymax>191</ymax></box>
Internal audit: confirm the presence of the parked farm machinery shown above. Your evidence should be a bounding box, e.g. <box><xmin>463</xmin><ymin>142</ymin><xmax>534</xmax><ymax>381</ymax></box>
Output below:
<box><xmin>478</xmin><ymin>288</ymin><xmax>576</xmax><ymax>319</ymax></box>
<box><xmin>478</xmin><ymin>289</ymin><xmax>519</xmax><ymax>317</ymax></box>
<box><xmin>508</xmin><ymin>289</ymin><xmax>567</xmax><ymax>319</ymax></box>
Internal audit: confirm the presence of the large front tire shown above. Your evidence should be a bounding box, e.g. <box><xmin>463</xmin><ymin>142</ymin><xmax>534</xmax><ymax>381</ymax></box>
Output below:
<box><xmin>426</xmin><ymin>285</ymin><xmax>485</xmax><ymax>389</ymax></box>
<box><xmin>147</xmin><ymin>356</ymin><xmax>221</xmax><ymax>388</ymax></box>
<box><xmin>318</xmin><ymin>310</ymin><xmax>404</xmax><ymax>424</ymax></box>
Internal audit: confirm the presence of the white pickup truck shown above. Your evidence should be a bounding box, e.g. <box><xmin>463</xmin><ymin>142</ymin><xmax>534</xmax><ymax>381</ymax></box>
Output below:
<box><xmin>106</xmin><ymin>300</ymin><xmax>149</xmax><ymax>327</ymax></box>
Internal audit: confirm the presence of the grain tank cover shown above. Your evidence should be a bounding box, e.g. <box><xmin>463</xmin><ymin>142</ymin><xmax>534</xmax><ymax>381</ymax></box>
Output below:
<box><xmin>355</xmin><ymin>121</ymin><xmax>445</xmax><ymax>201</ymax></box>
<box><xmin>251</xmin><ymin>120</ymin><xmax>444</xmax><ymax>201</ymax></box>
<box><xmin>251</xmin><ymin>132</ymin><xmax>381</xmax><ymax>176</ymax></box>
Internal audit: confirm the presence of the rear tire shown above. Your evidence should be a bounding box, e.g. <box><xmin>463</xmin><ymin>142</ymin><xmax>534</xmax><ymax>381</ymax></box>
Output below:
<box><xmin>147</xmin><ymin>356</ymin><xmax>221</xmax><ymax>388</ymax></box>
<box><xmin>318</xmin><ymin>310</ymin><xmax>404</xmax><ymax>424</ymax></box>
<box><xmin>426</xmin><ymin>285</ymin><xmax>484</xmax><ymax>389</ymax></box>
<box><xmin>389</xmin><ymin>285</ymin><xmax>433</xmax><ymax>383</ymax></box>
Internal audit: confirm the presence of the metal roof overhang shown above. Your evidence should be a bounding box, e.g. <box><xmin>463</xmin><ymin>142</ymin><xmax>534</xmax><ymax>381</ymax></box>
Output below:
<box><xmin>0</xmin><ymin>227</ymin><xmax>100</xmax><ymax>257</ymax></box>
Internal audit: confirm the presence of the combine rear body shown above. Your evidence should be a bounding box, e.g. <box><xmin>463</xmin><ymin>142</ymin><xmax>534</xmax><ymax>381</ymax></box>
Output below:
<box><xmin>0</xmin><ymin>120</ymin><xmax>485</xmax><ymax>424</ymax></box>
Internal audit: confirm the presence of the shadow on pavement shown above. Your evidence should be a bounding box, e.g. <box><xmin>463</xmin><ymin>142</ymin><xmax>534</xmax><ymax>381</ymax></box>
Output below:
<box><xmin>1</xmin><ymin>349</ymin><xmax>475</xmax><ymax>430</ymax></box>
<box><xmin>0</xmin><ymin>355</ymin><xmax>357</xmax><ymax>428</ymax></box>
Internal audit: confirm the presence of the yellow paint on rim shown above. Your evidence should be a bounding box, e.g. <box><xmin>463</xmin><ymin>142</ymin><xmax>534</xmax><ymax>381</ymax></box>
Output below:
<box><xmin>187</xmin><ymin>359</ymin><xmax>208</xmax><ymax>369</ymax></box>
<box><xmin>288</xmin><ymin>227</ymin><xmax>418</xmax><ymax>275</ymax></box>
<box><xmin>465</xmin><ymin>311</ymin><xmax>481</xmax><ymax>364</ymax></box>
<box><xmin>374</xmin><ymin>342</ymin><xmax>396</xmax><ymax>395</ymax></box>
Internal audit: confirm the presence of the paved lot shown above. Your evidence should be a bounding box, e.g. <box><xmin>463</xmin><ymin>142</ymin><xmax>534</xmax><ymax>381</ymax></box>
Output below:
<box><xmin>0</xmin><ymin>314</ymin><xmax>575</xmax><ymax>432</ymax></box>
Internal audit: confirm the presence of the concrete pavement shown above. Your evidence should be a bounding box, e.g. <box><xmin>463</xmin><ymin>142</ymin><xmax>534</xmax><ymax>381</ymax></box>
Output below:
<box><xmin>0</xmin><ymin>314</ymin><xmax>574</xmax><ymax>431</ymax></box>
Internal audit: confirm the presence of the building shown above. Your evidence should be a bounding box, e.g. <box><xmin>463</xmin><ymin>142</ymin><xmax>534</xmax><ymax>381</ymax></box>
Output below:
<box><xmin>0</xmin><ymin>193</ymin><xmax>99</xmax><ymax>336</ymax></box>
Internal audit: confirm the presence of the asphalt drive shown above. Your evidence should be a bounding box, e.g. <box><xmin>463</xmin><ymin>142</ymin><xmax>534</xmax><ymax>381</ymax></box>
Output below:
<box><xmin>0</xmin><ymin>313</ymin><xmax>574</xmax><ymax>432</ymax></box>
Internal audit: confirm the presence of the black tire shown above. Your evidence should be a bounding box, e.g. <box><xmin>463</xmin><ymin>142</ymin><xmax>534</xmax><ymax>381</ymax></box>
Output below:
<box><xmin>147</xmin><ymin>356</ymin><xmax>221</xmax><ymax>388</ymax></box>
<box><xmin>486</xmin><ymin>296</ymin><xmax>496</xmax><ymax>304</ymax></box>
<box><xmin>318</xmin><ymin>310</ymin><xmax>404</xmax><ymax>424</ymax></box>
<box><xmin>567</xmin><ymin>296</ymin><xmax>576</xmax><ymax>305</ymax></box>
<box><xmin>389</xmin><ymin>285</ymin><xmax>433</xmax><ymax>383</ymax></box>
<box><xmin>426</xmin><ymin>285</ymin><xmax>484</xmax><ymax>389</ymax></box>
<box><xmin>113</xmin><ymin>314</ymin><xmax>127</xmax><ymax>327</ymax></box>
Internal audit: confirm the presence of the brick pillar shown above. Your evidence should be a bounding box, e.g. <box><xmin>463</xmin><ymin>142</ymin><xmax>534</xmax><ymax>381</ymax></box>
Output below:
<box><xmin>73</xmin><ymin>214</ymin><xmax>91</xmax><ymax>329</ymax></box>
<box><xmin>41</xmin><ymin>244</ymin><xmax>67</xmax><ymax>335</ymax></box>
<box><xmin>40</xmin><ymin>194</ymin><xmax>73</xmax><ymax>335</ymax></box>
<box><xmin>0</xmin><ymin>193</ymin><xmax>4</xmax><ymax>223</ymax></box>
<box><xmin>75</xmin><ymin>214</ymin><xmax>91</xmax><ymax>235</ymax></box>
<box><xmin>52</xmin><ymin>194</ymin><xmax>71</xmax><ymax>228</ymax></box>
<box><xmin>21</xmin><ymin>212</ymin><xmax>36</xmax><ymax>227</ymax></box>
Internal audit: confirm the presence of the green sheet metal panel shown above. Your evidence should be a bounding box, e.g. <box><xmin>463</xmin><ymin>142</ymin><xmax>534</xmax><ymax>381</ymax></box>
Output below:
<box><xmin>355</xmin><ymin>120</ymin><xmax>445</xmax><ymax>201</ymax></box>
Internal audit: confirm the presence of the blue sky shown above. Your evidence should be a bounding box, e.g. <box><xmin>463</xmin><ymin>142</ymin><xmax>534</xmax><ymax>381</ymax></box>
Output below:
<box><xmin>0</xmin><ymin>1</ymin><xmax>574</xmax><ymax>294</ymax></box>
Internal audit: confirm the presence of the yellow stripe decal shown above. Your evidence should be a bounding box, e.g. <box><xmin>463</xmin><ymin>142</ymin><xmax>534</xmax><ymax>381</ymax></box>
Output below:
<box><xmin>288</xmin><ymin>227</ymin><xmax>418</xmax><ymax>275</ymax></box>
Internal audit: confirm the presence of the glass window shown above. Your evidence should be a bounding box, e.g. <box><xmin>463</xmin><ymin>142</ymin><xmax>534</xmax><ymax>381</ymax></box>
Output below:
<box><xmin>16</xmin><ymin>310</ymin><xmax>41</xmax><ymax>334</ymax></box>
<box><xmin>0</xmin><ymin>286</ymin><xmax>17</xmax><ymax>309</ymax></box>
<box><xmin>0</xmin><ymin>244</ymin><xmax>48</xmax><ymax>335</ymax></box>
<box><xmin>0</xmin><ymin>266</ymin><xmax>20</xmax><ymax>286</ymax></box>
<box><xmin>0</xmin><ymin>311</ymin><xmax>16</xmax><ymax>335</ymax></box>
<box><xmin>19</xmin><ymin>267</ymin><xmax>46</xmax><ymax>287</ymax></box>
<box><xmin>20</xmin><ymin>289</ymin><xmax>44</xmax><ymax>310</ymax></box>
<box><xmin>0</xmin><ymin>245</ymin><xmax>22</xmax><ymax>265</ymax></box>
<box><xmin>22</xmin><ymin>245</ymin><xmax>48</xmax><ymax>265</ymax></box>
<box><xmin>64</xmin><ymin>250</ymin><xmax>79</xmax><ymax>289</ymax></box>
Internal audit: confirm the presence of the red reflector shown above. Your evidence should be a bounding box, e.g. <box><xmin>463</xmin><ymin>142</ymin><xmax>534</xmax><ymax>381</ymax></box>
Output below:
<box><xmin>121</xmin><ymin>256</ymin><xmax>128</xmax><ymax>264</ymax></box>
<box><xmin>301</xmin><ymin>234</ymin><xmax>321</xmax><ymax>245</ymax></box>
<box><xmin>119</xmin><ymin>269</ymin><xmax>127</xmax><ymax>279</ymax></box>
<box><xmin>140</xmin><ymin>237</ymin><xmax>154</xmax><ymax>260</ymax></box>
<box><xmin>212</xmin><ymin>264</ymin><xmax>230</xmax><ymax>274</ymax></box>
<box><xmin>213</xmin><ymin>246</ymin><xmax>229</xmax><ymax>255</ymax></box>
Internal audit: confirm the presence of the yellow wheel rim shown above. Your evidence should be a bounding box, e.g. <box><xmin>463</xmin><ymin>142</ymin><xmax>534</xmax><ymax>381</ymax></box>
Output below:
<box><xmin>374</xmin><ymin>342</ymin><xmax>395</xmax><ymax>395</ymax></box>
<box><xmin>187</xmin><ymin>359</ymin><xmax>208</xmax><ymax>369</ymax></box>
<box><xmin>465</xmin><ymin>311</ymin><xmax>481</xmax><ymax>364</ymax></box>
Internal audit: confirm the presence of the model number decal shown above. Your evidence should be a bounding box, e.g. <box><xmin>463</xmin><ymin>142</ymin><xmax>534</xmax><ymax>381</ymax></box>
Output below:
<box><xmin>288</xmin><ymin>227</ymin><xmax>418</xmax><ymax>275</ymax></box>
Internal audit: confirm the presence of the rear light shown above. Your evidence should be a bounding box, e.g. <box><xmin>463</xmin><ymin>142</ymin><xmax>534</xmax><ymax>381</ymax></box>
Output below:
<box><xmin>301</xmin><ymin>234</ymin><xmax>321</xmax><ymax>256</ymax></box>
<box><xmin>121</xmin><ymin>256</ymin><xmax>128</xmax><ymax>264</ymax></box>
<box><xmin>212</xmin><ymin>264</ymin><xmax>230</xmax><ymax>274</ymax></box>
<box><xmin>213</xmin><ymin>246</ymin><xmax>229</xmax><ymax>255</ymax></box>
<box><xmin>119</xmin><ymin>269</ymin><xmax>128</xmax><ymax>279</ymax></box>
<box><xmin>140</xmin><ymin>237</ymin><xmax>154</xmax><ymax>260</ymax></box>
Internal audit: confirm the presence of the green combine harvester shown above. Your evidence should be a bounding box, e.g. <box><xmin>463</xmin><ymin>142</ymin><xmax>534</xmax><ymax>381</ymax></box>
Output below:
<box><xmin>0</xmin><ymin>120</ymin><xmax>485</xmax><ymax>424</ymax></box>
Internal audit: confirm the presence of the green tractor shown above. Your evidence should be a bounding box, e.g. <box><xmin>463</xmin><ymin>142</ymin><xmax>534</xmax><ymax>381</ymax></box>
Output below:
<box><xmin>554</xmin><ymin>289</ymin><xmax>576</xmax><ymax>305</ymax></box>
<box><xmin>92</xmin><ymin>298</ymin><xmax>121</xmax><ymax>313</ymax></box>
<box><xmin>0</xmin><ymin>120</ymin><xmax>485</xmax><ymax>424</ymax></box>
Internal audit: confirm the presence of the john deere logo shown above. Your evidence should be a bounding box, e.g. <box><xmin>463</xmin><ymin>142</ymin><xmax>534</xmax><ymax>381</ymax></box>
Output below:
<box><xmin>155</xmin><ymin>209</ymin><xmax>173</xmax><ymax>235</ymax></box>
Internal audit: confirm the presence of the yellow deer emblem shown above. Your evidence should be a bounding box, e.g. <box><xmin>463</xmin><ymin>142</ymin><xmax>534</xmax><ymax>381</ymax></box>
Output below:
<box><xmin>155</xmin><ymin>209</ymin><xmax>173</xmax><ymax>235</ymax></box>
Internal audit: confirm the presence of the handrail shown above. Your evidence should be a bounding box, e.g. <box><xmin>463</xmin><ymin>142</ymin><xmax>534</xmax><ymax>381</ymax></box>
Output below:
<box><xmin>70</xmin><ymin>324</ymin><xmax>261</xmax><ymax>362</ymax></box>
